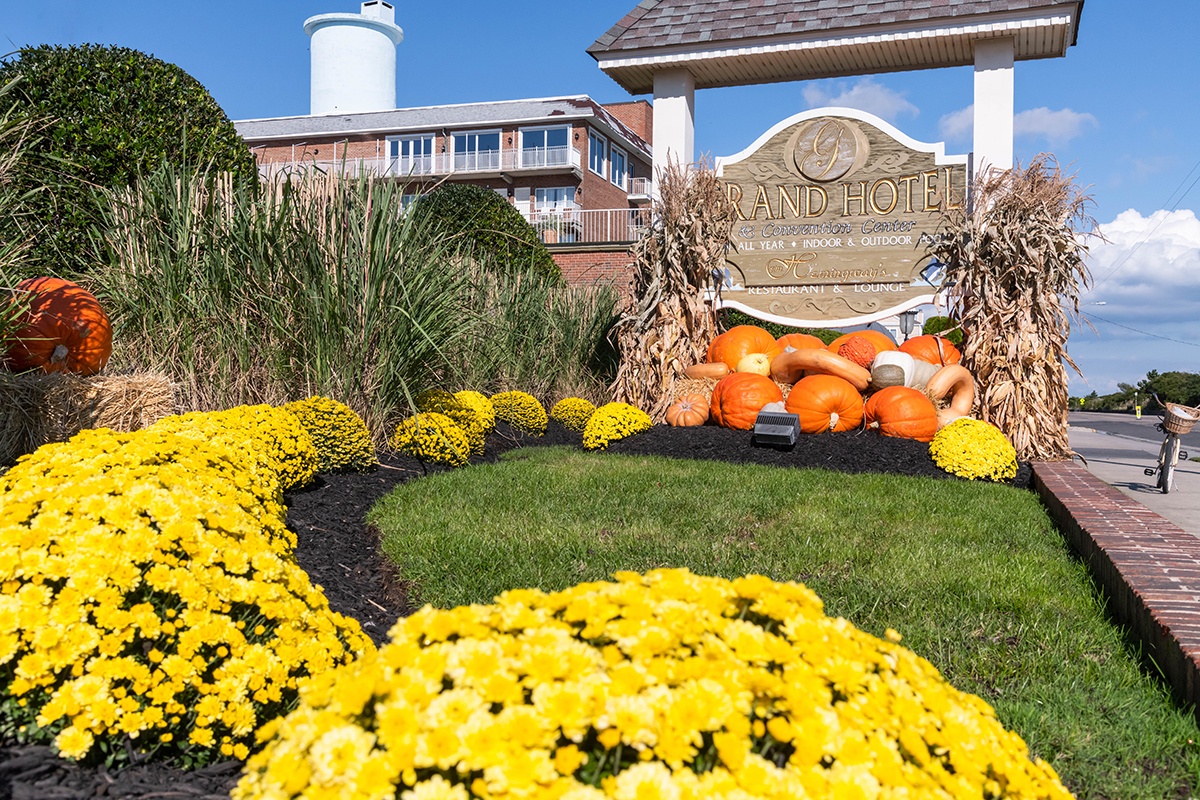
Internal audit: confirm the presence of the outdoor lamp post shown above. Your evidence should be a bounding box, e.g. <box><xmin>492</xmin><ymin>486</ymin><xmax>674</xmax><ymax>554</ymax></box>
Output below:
<box><xmin>899</xmin><ymin>309</ymin><xmax>919</xmax><ymax>341</ymax></box>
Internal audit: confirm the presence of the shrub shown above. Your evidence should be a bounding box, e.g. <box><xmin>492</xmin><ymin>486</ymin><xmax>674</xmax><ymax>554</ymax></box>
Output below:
<box><xmin>582</xmin><ymin>401</ymin><xmax>652</xmax><ymax>450</ymax></box>
<box><xmin>453</xmin><ymin>390</ymin><xmax>496</xmax><ymax>435</ymax></box>
<box><xmin>0</xmin><ymin>44</ymin><xmax>257</xmax><ymax>273</ymax></box>
<box><xmin>922</xmin><ymin>315</ymin><xmax>964</xmax><ymax>346</ymax></box>
<box><xmin>550</xmin><ymin>396</ymin><xmax>596</xmax><ymax>432</ymax></box>
<box><xmin>235</xmin><ymin>569</ymin><xmax>1072</xmax><ymax>799</ymax></box>
<box><xmin>388</xmin><ymin>412</ymin><xmax>470</xmax><ymax>467</ymax></box>
<box><xmin>416</xmin><ymin>389</ymin><xmax>487</xmax><ymax>455</ymax></box>
<box><xmin>930</xmin><ymin>418</ymin><xmax>1018</xmax><ymax>481</ymax></box>
<box><xmin>409</xmin><ymin>184</ymin><xmax>560</xmax><ymax>280</ymax></box>
<box><xmin>491</xmin><ymin>390</ymin><xmax>547</xmax><ymax>436</ymax></box>
<box><xmin>282</xmin><ymin>397</ymin><xmax>377</xmax><ymax>473</ymax></box>
<box><xmin>0</xmin><ymin>427</ymin><xmax>371</xmax><ymax>766</ymax></box>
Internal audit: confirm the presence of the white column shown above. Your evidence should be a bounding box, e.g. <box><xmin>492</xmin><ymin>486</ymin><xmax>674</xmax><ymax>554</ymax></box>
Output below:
<box><xmin>972</xmin><ymin>37</ymin><xmax>1015</xmax><ymax>175</ymax></box>
<box><xmin>652</xmin><ymin>69</ymin><xmax>695</xmax><ymax>183</ymax></box>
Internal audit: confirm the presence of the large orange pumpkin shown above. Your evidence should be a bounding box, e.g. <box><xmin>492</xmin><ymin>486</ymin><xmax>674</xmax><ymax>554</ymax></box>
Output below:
<box><xmin>5</xmin><ymin>277</ymin><xmax>112</xmax><ymax>375</ymax></box>
<box><xmin>898</xmin><ymin>334</ymin><xmax>961</xmax><ymax>366</ymax></box>
<box><xmin>710</xmin><ymin>372</ymin><xmax>783</xmax><ymax>430</ymax></box>
<box><xmin>785</xmin><ymin>374</ymin><xmax>863</xmax><ymax>433</ymax></box>
<box><xmin>707</xmin><ymin>325</ymin><xmax>782</xmax><ymax>371</ymax></box>
<box><xmin>776</xmin><ymin>332</ymin><xmax>826</xmax><ymax>352</ymax></box>
<box><xmin>864</xmin><ymin>386</ymin><xmax>939</xmax><ymax>442</ymax></box>
<box><xmin>826</xmin><ymin>329</ymin><xmax>896</xmax><ymax>355</ymax></box>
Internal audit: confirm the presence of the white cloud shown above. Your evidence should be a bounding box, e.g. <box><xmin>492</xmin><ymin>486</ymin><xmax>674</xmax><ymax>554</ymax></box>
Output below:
<box><xmin>1068</xmin><ymin>209</ymin><xmax>1200</xmax><ymax>393</ymax></box>
<box><xmin>936</xmin><ymin>105</ymin><xmax>1097</xmax><ymax>146</ymax></box>
<box><xmin>801</xmin><ymin>78</ymin><xmax>918</xmax><ymax>123</ymax></box>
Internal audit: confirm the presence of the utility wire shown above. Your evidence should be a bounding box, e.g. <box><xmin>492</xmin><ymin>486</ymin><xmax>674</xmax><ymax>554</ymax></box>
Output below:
<box><xmin>1084</xmin><ymin>312</ymin><xmax>1200</xmax><ymax>347</ymax></box>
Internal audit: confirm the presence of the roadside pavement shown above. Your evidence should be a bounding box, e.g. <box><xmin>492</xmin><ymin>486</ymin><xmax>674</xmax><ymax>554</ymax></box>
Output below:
<box><xmin>1066</xmin><ymin>423</ymin><xmax>1200</xmax><ymax>538</ymax></box>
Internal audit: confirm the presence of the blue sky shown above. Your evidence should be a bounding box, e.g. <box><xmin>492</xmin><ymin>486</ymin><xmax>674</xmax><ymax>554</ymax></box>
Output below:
<box><xmin>4</xmin><ymin>1</ymin><xmax>1198</xmax><ymax>396</ymax></box>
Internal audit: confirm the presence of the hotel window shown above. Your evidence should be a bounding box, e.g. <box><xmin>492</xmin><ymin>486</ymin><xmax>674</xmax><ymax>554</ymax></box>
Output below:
<box><xmin>388</xmin><ymin>135</ymin><xmax>434</xmax><ymax>176</ymax></box>
<box><xmin>521</xmin><ymin>126</ymin><xmax>570</xmax><ymax>168</ymax></box>
<box><xmin>534</xmin><ymin>187</ymin><xmax>575</xmax><ymax>211</ymax></box>
<box><xmin>609</xmin><ymin>146</ymin><xmax>628</xmax><ymax>190</ymax></box>
<box><xmin>588</xmin><ymin>130</ymin><xmax>607</xmax><ymax>176</ymax></box>
<box><xmin>453</xmin><ymin>130</ymin><xmax>501</xmax><ymax>171</ymax></box>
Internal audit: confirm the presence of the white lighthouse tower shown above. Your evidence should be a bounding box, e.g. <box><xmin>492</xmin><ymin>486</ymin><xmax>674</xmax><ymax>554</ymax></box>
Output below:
<box><xmin>304</xmin><ymin>1</ymin><xmax>404</xmax><ymax>116</ymax></box>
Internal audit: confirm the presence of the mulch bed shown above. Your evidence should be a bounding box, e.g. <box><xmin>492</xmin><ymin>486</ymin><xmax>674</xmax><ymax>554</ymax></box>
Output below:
<box><xmin>1</xmin><ymin>421</ymin><xmax>1030</xmax><ymax>798</ymax></box>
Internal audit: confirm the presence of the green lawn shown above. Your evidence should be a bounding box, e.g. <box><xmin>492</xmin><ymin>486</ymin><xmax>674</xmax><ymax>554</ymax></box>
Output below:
<box><xmin>368</xmin><ymin>446</ymin><xmax>1200</xmax><ymax>799</ymax></box>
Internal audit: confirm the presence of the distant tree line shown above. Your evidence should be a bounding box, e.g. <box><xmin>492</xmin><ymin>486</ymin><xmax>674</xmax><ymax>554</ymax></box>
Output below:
<box><xmin>1070</xmin><ymin>370</ymin><xmax>1200</xmax><ymax>411</ymax></box>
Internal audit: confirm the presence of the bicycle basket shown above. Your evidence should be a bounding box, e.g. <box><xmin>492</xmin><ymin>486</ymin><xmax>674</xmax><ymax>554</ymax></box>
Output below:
<box><xmin>1163</xmin><ymin>402</ymin><xmax>1200</xmax><ymax>435</ymax></box>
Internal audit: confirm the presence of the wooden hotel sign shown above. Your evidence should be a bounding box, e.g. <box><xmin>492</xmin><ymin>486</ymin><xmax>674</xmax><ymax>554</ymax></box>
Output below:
<box><xmin>715</xmin><ymin>108</ymin><xmax>968</xmax><ymax>327</ymax></box>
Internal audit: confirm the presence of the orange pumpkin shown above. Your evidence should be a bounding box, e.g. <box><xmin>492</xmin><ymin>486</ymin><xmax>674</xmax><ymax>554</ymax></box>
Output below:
<box><xmin>785</xmin><ymin>374</ymin><xmax>863</xmax><ymax>433</ymax></box>
<box><xmin>6</xmin><ymin>277</ymin><xmax>112</xmax><ymax>375</ymax></box>
<box><xmin>898</xmin><ymin>334</ymin><xmax>961</xmax><ymax>366</ymax></box>
<box><xmin>665</xmin><ymin>393</ymin><xmax>710</xmax><ymax>427</ymax></box>
<box><xmin>707</xmin><ymin>325</ymin><xmax>782</xmax><ymax>371</ymax></box>
<box><xmin>836</xmin><ymin>335</ymin><xmax>876</xmax><ymax>369</ymax></box>
<box><xmin>826</xmin><ymin>329</ymin><xmax>896</xmax><ymax>355</ymax></box>
<box><xmin>776</xmin><ymin>332</ymin><xmax>826</xmax><ymax>352</ymax></box>
<box><xmin>710</xmin><ymin>372</ymin><xmax>783</xmax><ymax>430</ymax></box>
<box><xmin>863</xmin><ymin>386</ymin><xmax>939</xmax><ymax>442</ymax></box>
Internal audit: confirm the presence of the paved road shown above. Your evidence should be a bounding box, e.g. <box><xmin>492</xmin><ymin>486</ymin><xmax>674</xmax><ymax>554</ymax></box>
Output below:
<box><xmin>1066</xmin><ymin>411</ymin><xmax>1200</xmax><ymax>538</ymax></box>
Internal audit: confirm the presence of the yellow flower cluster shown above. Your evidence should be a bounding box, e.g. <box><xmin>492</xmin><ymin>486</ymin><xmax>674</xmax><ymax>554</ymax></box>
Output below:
<box><xmin>283</xmin><ymin>396</ymin><xmax>377</xmax><ymax>473</ymax></box>
<box><xmin>551</xmin><ymin>397</ymin><xmax>597</xmax><ymax>433</ymax></box>
<box><xmin>235</xmin><ymin>569</ymin><xmax>1071</xmax><ymax>800</ymax></box>
<box><xmin>582</xmin><ymin>402</ymin><xmax>652</xmax><ymax>451</ymax></box>
<box><xmin>389</xmin><ymin>412</ymin><xmax>470</xmax><ymax>467</ymax></box>
<box><xmin>0</xmin><ymin>417</ymin><xmax>372</xmax><ymax>767</ymax></box>
<box><xmin>490</xmin><ymin>391</ymin><xmax>547</xmax><ymax>436</ymax></box>
<box><xmin>417</xmin><ymin>390</ymin><xmax>488</xmax><ymax>456</ymax></box>
<box><xmin>929</xmin><ymin>418</ymin><xmax>1018</xmax><ymax>482</ymax></box>
<box><xmin>151</xmin><ymin>405</ymin><xmax>318</xmax><ymax>491</ymax></box>
<box><xmin>455</xmin><ymin>391</ymin><xmax>497</xmax><ymax>438</ymax></box>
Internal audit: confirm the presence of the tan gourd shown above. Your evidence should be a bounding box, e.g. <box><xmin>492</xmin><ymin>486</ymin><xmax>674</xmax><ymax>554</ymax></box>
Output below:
<box><xmin>925</xmin><ymin>364</ymin><xmax>976</xmax><ymax>428</ymax></box>
<box><xmin>769</xmin><ymin>348</ymin><xmax>871</xmax><ymax>390</ymax></box>
<box><xmin>684</xmin><ymin>362</ymin><xmax>730</xmax><ymax>380</ymax></box>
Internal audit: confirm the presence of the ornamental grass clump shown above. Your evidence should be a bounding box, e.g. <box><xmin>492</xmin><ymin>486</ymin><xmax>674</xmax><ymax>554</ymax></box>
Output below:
<box><xmin>282</xmin><ymin>396</ymin><xmax>376</xmax><ymax>473</ymax></box>
<box><xmin>388</xmin><ymin>412</ymin><xmax>470</xmax><ymax>467</ymax></box>
<box><xmin>235</xmin><ymin>568</ymin><xmax>1072</xmax><ymax>800</ymax></box>
<box><xmin>151</xmin><ymin>405</ymin><xmax>318</xmax><ymax>491</ymax></box>
<box><xmin>491</xmin><ymin>390</ymin><xmax>548</xmax><ymax>436</ymax></box>
<box><xmin>551</xmin><ymin>396</ymin><xmax>597</xmax><ymax>432</ymax></box>
<box><xmin>582</xmin><ymin>401</ymin><xmax>652</xmax><ymax>450</ymax></box>
<box><xmin>417</xmin><ymin>389</ymin><xmax>487</xmax><ymax>455</ymax></box>
<box><xmin>0</xmin><ymin>427</ymin><xmax>372</xmax><ymax>767</ymax></box>
<box><xmin>930</xmin><ymin>418</ymin><xmax>1019</xmax><ymax>482</ymax></box>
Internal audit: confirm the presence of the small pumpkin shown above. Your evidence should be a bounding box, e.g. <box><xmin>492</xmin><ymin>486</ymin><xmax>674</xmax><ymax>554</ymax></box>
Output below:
<box><xmin>776</xmin><ymin>332</ymin><xmax>826</xmax><ymax>352</ymax></box>
<box><xmin>869</xmin><ymin>351</ymin><xmax>938</xmax><ymax>391</ymax></box>
<box><xmin>827</xmin><ymin>329</ymin><xmax>896</xmax><ymax>355</ymax></box>
<box><xmin>836</xmin><ymin>335</ymin><xmax>877</xmax><ymax>369</ymax></box>
<box><xmin>710</xmin><ymin>372</ymin><xmax>783</xmax><ymax>430</ymax></box>
<box><xmin>665</xmin><ymin>393</ymin><xmax>710</xmax><ymax>427</ymax></box>
<box><xmin>707</xmin><ymin>325</ymin><xmax>782</xmax><ymax>371</ymax></box>
<box><xmin>735</xmin><ymin>352</ymin><xmax>772</xmax><ymax>376</ymax></box>
<box><xmin>5</xmin><ymin>277</ymin><xmax>112</xmax><ymax>376</ymax></box>
<box><xmin>864</xmin><ymin>386</ymin><xmax>939</xmax><ymax>442</ymax></box>
<box><xmin>898</xmin><ymin>334</ymin><xmax>962</xmax><ymax>366</ymax></box>
<box><xmin>785</xmin><ymin>374</ymin><xmax>863</xmax><ymax>433</ymax></box>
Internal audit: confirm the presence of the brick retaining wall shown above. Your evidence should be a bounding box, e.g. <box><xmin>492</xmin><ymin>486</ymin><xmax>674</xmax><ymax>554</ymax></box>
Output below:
<box><xmin>1032</xmin><ymin>461</ymin><xmax>1200</xmax><ymax>714</ymax></box>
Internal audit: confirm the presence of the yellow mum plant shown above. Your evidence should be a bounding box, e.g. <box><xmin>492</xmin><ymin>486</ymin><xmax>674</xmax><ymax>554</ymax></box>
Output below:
<box><xmin>490</xmin><ymin>390</ymin><xmax>548</xmax><ymax>436</ymax></box>
<box><xmin>0</xmin><ymin>427</ymin><xmax>371</xmax><ymax>767</ymax></box>
<box><xmin>283</xmin><ymin>397</ymin><xmax>377</xmax><ymax>473</ymax></box>
<box><xmin>551</xmin><ymin>397</ymin><xmax>597</xmax><ymax>433</ymax></box>
<box><xmin>454</xmin><ymin>390</ymin><xmax>497</xmax><ymax>436</ymax></box>
<box><xmin>417</xmin><ymin>389</ymin><xmax>488</xmax><ymax>455</ymax></box>
<box><xmin>389</xmin><ymin>412</ymin><xmax>470</xmax><ymax>467</ymax></box>
<box><xmin>929</xmin><ymin>418</ymin><xmax>1018</xmax><ymax>482</ymax></box>
<box><xmin>582</xmin><ymin>402</ymin><xmax>652</xmax><ymax>450</ymax></box>
<box><xmin>151</xmin><ymin>404</ymin><xmax>319</xmax><ymax>491</ymax></box>
<box><xmin>235</xmin><ymin>569</ymin><xmax>1071</xmax><ymax>800</ymax></box>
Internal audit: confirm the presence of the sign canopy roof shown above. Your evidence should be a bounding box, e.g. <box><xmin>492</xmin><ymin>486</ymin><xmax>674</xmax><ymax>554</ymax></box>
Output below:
<box><xmin>589</xmin><ymin>0</ymin><xmax>1084</xmax><ymax>94</ymax></box>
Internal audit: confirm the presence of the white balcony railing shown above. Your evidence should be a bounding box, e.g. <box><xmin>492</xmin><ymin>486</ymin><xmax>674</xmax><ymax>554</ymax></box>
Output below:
<box><xmin>258</xmin><ymin>146</ymin><xmax>582</xmax><ymax>180</ymax></box>
<box><xmin>524</xmin><ymin>207</ymin><xmax>652</xmax><ymax>245</ymax></box>
<box><xmin>628</xmin><ymin>176</ymin><xmax>652</xmax><ymax>199</ymax></box>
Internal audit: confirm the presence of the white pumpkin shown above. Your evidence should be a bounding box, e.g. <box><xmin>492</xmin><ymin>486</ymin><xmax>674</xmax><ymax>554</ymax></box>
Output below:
<box><xmin>870</xmin><ymin>351</ymin><xmax>939</xmax><ymax>391</ymax></box>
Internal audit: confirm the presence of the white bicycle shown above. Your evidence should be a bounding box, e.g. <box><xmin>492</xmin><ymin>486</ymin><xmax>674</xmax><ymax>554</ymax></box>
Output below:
<box><xmin>1143</xmin><ymin>396</ymin><xmax>1198</xmax><ymax>494</ymax></box>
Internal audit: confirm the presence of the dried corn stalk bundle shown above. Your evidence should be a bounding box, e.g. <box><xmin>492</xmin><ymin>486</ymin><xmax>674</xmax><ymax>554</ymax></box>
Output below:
<box><xmin>927</xmin><ymin>156</ymin><xmax>1096</xmax><ymax>461</ymax></box>
<box><xmin>610</xmin><ymin>160</ymin><xmax>736</xmax><ymax>420</ymax></box>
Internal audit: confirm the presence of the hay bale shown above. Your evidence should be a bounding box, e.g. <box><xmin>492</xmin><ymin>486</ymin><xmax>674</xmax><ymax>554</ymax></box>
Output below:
<box><xmin>0</xmin><ymin>372</ymin><xmax>176</xmax><ymax>466</ymax></box>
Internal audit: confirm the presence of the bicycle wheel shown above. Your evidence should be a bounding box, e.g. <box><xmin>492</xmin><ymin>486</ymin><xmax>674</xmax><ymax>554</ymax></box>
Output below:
<box><xmin>1159</xmin><ymin>435</ymin><xmax>1180</xmax><ymax>494</ymax></box>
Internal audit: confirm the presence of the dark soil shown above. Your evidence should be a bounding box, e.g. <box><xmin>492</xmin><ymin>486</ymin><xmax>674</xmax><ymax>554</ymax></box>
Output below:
<box><xmin>1</xmin><ymin>421</ymin><xmax>1030</xmax><ymax>798</ymax></box>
